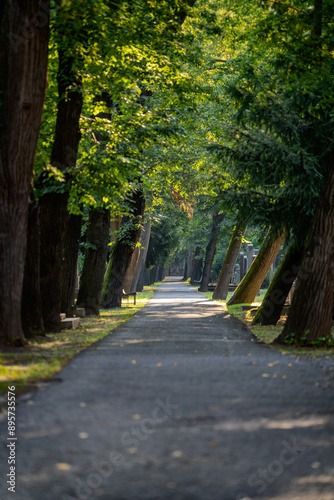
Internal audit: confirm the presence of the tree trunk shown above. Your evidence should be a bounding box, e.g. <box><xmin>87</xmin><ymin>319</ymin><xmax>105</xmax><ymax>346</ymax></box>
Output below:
<box><xmin>0</xmin><ymin>0</ymin><xmax>49</xmax><ymax>343</ymax></box>
<box><xmin>61</xmin><ymin>212</ymin><xmax>82</xmax><ymax>317</ymax></box>
<box><xmin>21</xmin><ymin>195</ymin><xmax>45</xmax><ymax>338</ymax></box>
<box><xmin>190</xmin><ymin>246</ymin><xmax>203</xmax><ymax>284</ymax></box>
<box><xmin>252</xmin><ymin>243</ymin><xmax>303</xmax><ymax>326</ymax></box>
<box><xmin>102</xmin><ymin>189</ymin><xmax>145</xmax><ymax>308</ymax></box>
<box><xmin>152</xmin><ymin>264</ymin><xmax>160</xmax><ymax>284</ymax></box>
<box><xmin>131</xmin><ymin>220</ymin><xmax>151</xmax><ymax>292</ymax></box>
<box><xmin>227</xmin><ymin>230</ymin><xmax>286</xmax><ymax>305</ymax></box>
<box><xmin>158</xmin><ymin>264</ymin><xmax>165</xmax><ymax>282</ymax></box>
<box><xmin>212</xmin><ymin>223</ymin><xmax>247</xmax><ymax>300</ymax></box>
<box><xmin>39</xmin><ymin>192</ymin><xmax>69</xmax><ymax>331</ymax></box>
<box><xmin>182</xmin><ymin>248</ymin><xmax>193</xmax><ymax>281</ymax></box>
<box><xmin>199</xmin><ymin>213</ymin><xmax>225</xmax><ymax>292</ymax></box>
<box><xmin>39</xmin><ymin>32</ymin><xmax>83</xmax><ymax>332</ymax></box>
<box><xmin>123</xmin><ymin>246</ymin><xmax>141</xmax><ymax>294</ymax></box>
<box><xmin>276</xmin><ymin>150</ymin><xmax>334</xmax><ymax>345</ymax></box>
<box><xmin>76</xmin><ymin>208</ymin><xmax>110</xmax><ymax>315</ymax></box>
<box><xmin>136</xmin><ymin>266</ymin><xmax>145</xmax><ymax>293</ymax></box>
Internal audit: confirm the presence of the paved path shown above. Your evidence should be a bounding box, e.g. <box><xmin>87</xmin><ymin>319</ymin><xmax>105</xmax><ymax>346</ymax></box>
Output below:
<box><xmin>1</xmin><ymin>278</ymin><xmax>334</xmax><ymax>500</ymax></box>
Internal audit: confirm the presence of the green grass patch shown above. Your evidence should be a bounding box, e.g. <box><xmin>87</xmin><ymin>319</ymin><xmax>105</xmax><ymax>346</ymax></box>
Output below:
<box><xmin>0</xmin><ymin>286</ymin><xmax>157</xmax><ymax>396</ymax></box>
<box><xmin>199</xmin><ymin>287</ymin><xmax>334</xmax><ymax>358</ymax></box>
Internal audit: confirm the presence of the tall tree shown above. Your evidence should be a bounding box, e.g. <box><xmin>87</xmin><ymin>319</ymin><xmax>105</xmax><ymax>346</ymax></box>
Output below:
<box><xmin>199</xmin><ymin>212</ymin><xmax>225</xmax><ymax>292</ymax></box>
<box><xmin>102</xmin><ymin>187</ymin><xmax>145</xmax><ymax>308</ymax></box>
<box><xmin>131</xmin><ymin>220</ymin><xmax>151</xmax><ymax>292</ymax></box>
<box><xmin>276</xmin><ymin>155</ymin><xmax>334</xmax><ymax>345</ymax></box>
<box><xmin>0</xmin><ymin>0</ymin><xmax>49</xmax><ymax>343</ymax></box>
<box><xmin>61</xmin><ymin>213</ymin><xmax>82</xmax><ymax>317</ymax></box>
<box><xmin>212</xmin><ymin>223</ymin><xmax>246</xmax><ymax>301</ymax></box>
<box><xmin>76</xmin><ymin>207</ymin><xmax>110</xmax><ymax>315</ymax></box>
<box><xmin>253</xmin><ymin>243</ymin><xmax>303</xmax><ymax>326</ymax></box>
<box><xmin>227</xmin><ymin>230</ymin><xmax>286</xmax><ymax>305</ymax></box>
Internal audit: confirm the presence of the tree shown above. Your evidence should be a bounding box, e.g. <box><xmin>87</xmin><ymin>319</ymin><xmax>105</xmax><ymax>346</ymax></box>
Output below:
<box><xmin>61</xmin><ymin>213</ymin><xmax>82</xmax><ymax>317</ymax></box>
<box><xmin>21</xmin><ymin>194</ymin><xmax>45</xmax><ymax>338</ymax></box>
<box><xmin>199</xmin><ymin>212</ymin><xmax>225</xmax><ymax>292</ymax></box>
<box><xmin>252</xmin><ymin>243</ymin><xmax>303</xmax><ymax>326</ymax></box>
<box><xmin>212</xmin><ymin>223</ymin><xmax>246</xmax><ymax>300</ymax></box>
<box><xmin>0</xmin><ymin>0</ymin><xmax>49</xmax><ymax>343</ymax></box>
<box><xmin>102</xmin><ymin>187</ymin><xmax>145</xmax><ymax>308</ymax></box>
<box><xmin>130</xmin><ymin>220</ymin><xmax>152</xmax><ymax>292</ymax></box>
<box><xmin>227</xmin><ymin>230</ymin><xmax>286</xmax><ymax>305</ymax></box>
<box><xmin>276</xmin><ymin>155</ymin><xmax>334</xmax><ymax>345</ymax></box>
<box><xmin>76</xmin><ymin>208</ymin><xmax>110</xmax><ymax>315</ymax></box>
<box><xmin>190</xmin><ymin>246</ymin><xmax>203</xmax><ymax>284</ymax></box>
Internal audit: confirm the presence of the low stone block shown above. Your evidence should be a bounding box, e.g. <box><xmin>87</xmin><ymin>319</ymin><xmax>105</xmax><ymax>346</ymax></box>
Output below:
<box><xmin>61</xmin><ymin>317</ymin><xmax>80</xmax><ymax>329</ymax></box>
<box><xmin>75</xmin><ymin>308</ymin><xmax>86</xmax><ymax>318</ymax></box>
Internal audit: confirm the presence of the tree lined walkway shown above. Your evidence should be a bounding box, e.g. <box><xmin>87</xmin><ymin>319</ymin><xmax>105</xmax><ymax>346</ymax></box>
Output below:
<box><xmin>1</xmin><ymin>278</ymin><xmax>334</xmax><ymax>500</ymax></box>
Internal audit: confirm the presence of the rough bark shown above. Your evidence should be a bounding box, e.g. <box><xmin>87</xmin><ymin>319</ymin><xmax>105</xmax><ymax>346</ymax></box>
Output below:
<box><xmin>199</xmin><ymin>213</ymin><xmax>225</xmax><ymax>292</ymax></box>
<box><xmin>252</xmin><ymin>243</ymin><xmax>303</xmax><ymax>326</ymax></box>
<box><xmin>0</xmin><ymin>0</ymin><xmax>49</xmax><ymax>343</ymax></box>
<box><xmin>136</xmin><ymin>266</ymin><xmax>145</xmax><ymax>293</ymax></box>
<box><xmin>39</xmin><ymin>30</ymin><xmax>83</xmax><ymax>332</ymax></box>
<box><xmin>190</xmin><ymin>246</ymin><xmax>203</xmax><ymax>285</ymax></box>
<box><xmin>123</xmin><ymin>246</ymin><xmax>140</xmax><ymax>294</ymax></box>
<box><xmin>227</xmin><ymin>230</ymin><xmax>286</xmax><ymax>305</ymax></box>
<box><xmin>131</xmin><ymin>220</ymin><xmax>151</xmax><ymax>293</ymax></box>
<box><xmin>76</xmin><ymin>208</ymin><xmax>110</xmax><ymax>316</ymax></box>
<box><xmin>102</xmin><ymin>189</ymin><xmax>145</xmax><ymax>308</ymax></box>
<box><xmin>182</xmin><ymin>247</ymin><xmax>193</xmax><ymax>281</ymax></box>
<box><xmin>276</xmin><ymin>149</ymin><xmax>334</xmax><ymax>345</ymax></box>
<box><xmin>21</xmin><ymin>195</ymin><xmax>45</xmax><ymax>338</ymax></box>
<box><xmin>61</xmin><ymin>212</ymin><xmax>82</xmax><ymax>317</ymax></box>
<box><xmin>212</xmin><ymin>223</ymin><xmax>247</xmax><ymax>300</ymax></box>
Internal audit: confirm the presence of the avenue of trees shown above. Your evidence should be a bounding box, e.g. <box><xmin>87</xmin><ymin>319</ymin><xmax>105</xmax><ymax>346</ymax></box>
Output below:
<box><xmin>1</xmin><ymin>0</ymin><xmax>334</xmax><ymax>347</ymax></box>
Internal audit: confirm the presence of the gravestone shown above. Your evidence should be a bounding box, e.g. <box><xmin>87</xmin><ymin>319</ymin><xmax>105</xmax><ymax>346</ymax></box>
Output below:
<box><xmin>239</xmin><ymin>252</ymin><xmax>244</xmax><ymax>279</ymax></box>
<box><xmin>247</xmin><ymin>244</ymin><xmax>254</xmax><ymax>270</ymax></box>
<box><xmin>234</xmin><ymin>264</ymin><xmax>240</xmax><ymax>284</ymax></box>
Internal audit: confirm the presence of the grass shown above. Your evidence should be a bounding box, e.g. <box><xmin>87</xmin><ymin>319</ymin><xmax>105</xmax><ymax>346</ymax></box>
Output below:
<box><xmin>0</xmin><ymin>286</ymin><xmax>157</xmax><ymax>397</ymax></box>
<box><xmin>198</xmin><ymin>287</ymin><xmax>334</xmax><ymax>359</ymax></box>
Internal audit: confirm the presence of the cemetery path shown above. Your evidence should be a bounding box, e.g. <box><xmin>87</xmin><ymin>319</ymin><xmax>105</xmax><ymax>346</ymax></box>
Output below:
<box><xmin>1</xmin><ymin>277</ymin><xmax>334</xmax><ymax>500</ymax></box>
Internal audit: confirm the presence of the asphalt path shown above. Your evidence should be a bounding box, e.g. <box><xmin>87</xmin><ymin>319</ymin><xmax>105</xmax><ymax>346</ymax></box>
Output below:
<box><xmin>1</xmin><ymin>277</ymin><xmax>334</xmax><ymax>500</ymax></box>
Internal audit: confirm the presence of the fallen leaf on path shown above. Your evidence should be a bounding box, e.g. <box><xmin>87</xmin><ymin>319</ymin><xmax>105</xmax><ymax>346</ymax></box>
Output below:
<box><xmin>56</xmin><ymin>463</ymin><xmax>72</xmax><ymax>471</ymax></box>
<box><xmin>127</xmin><ymin>447</ymin><xmax>138</xmax><ymax>454</ymax></box>
<box><xmin>132</xmin><ymin>414</ymin><xmax>141</xmax><ymax>420</ymax></box>
<box><xmin>262</xmin><ymin>373</ymin><xmax>270</xmax><ymax>377</ymax></box>
<box><xmin>171</xmin><ymin>450</ymin><xmax>183</xmax><ymax>458</ymax></box>
<box><xmin>131</xmin><ymin>360</ymin><xmax>136</xmax><ymax>364</ymax></box>
<box><xmin>251</xmin><ymin>362</ymin><xmax>256</xmax><ymax>365</ymax></box>
<box><xmin>268</xmin><ymin>361</ymin><xmax>279</xmax><ymax>367</ymax></box>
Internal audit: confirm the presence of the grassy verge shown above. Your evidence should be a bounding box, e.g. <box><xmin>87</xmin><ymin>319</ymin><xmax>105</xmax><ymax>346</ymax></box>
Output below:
<box><xmin>198</xmin><ymin>287</ymin><xmax>334</xmax><ymax>358</ymax></box>
<box><xmin>0</xmin><ymin>286</ymin><xmax>157</xmax><ymax>397</ymax></box>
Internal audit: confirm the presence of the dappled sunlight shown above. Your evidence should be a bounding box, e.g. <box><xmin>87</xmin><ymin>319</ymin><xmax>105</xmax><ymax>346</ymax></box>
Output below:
<box><xmin>296</xmin><ymin>473</ymin><xmax>334</xmax><ymax>485</ymax></box>
<box><xmin>19</xmin><ymin>427</ymin><xmax>64</xmax><ymax>440</ymax></box>
<box><xmin>213</xmin><ymin>415</ymin><xmax>333</xmax><ymax>433</ymax></box>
